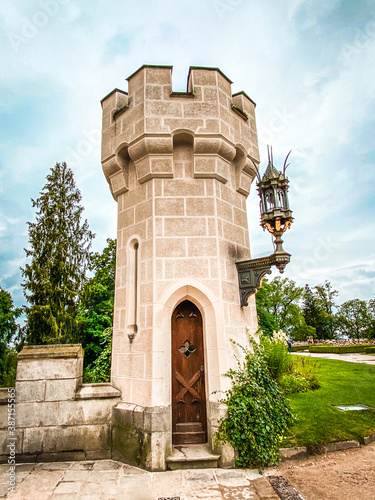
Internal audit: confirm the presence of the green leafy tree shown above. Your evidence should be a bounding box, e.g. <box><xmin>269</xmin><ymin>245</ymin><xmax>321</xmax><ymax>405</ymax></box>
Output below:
<box><xmin>302</xmin><ymin>285</ymin><xmax>323</xmax><ymax>334</ymax></box>
<box><xmin>338</xmin><ymin>299</ymin><xmax>371</xmax><ymax>339</ymax></box>
<box><xmin>303</xmin><ymin>281</ymin><xmax>338</xmax><ymax>339</ymax></box>
<box><xmin>256</xmin><ymin>303</ymin><xmax>277</xmax><ymax>337</ymax></box>
<box><xmin>290</xmin><ymin>319</ymin><xmax>316</xmax><ymax>341</ymax></box>
<box><xmin>82</xmin><ymin>327</ymin><xmax>113</xmax><ymax>383</ymax></box>
<box><xmin>79</xmin><ymin>238</ymin><xmax>116</xmax><ymax>380</ymax></box>
<box><xmin>255</xmin><ymin>277</ymin><xmax>304</xmax><ymax>335</ymax></box>
<box><xmin>368</xmin><ymin>299</ymin><xmax>375</xmax><ymax>339</ymax></box>
<box><xmin>0</xmin><ymin>286</ymin><xmax>22</xmax><ymax>387</ymax></box>
<box><xmin>314</xmin><ymin>281</ymin><xmax>338</xmax><ymax>338</ymax></box>
<box><xmin>21</xmin><ymin>162</ymin><xmax>94</xmax><ymax>345</ymax></box>
<box><xmin>0</xmin><ymin>287</ymin><xmax>21</xmax><ymax>344</ymax></box>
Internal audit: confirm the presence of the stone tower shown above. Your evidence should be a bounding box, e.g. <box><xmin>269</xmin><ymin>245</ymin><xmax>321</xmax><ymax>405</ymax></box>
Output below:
<box><xmin>101</xmin><ymin>65</ymin><xmax>260</xmax><ymax>471</ymax></box>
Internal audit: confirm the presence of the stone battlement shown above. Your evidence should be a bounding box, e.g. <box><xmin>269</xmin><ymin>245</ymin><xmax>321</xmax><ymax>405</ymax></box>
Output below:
<box><xmin>101</xmin><ymin>65</ymin><xmax>259</xmax><ymax>200</ymax></box>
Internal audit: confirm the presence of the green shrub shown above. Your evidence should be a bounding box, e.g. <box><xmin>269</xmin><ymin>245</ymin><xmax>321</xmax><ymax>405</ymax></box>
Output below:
<box><xmin>279</xmin><ymin>356</ymin><xmax>320</xmax><ymax>395</ymax></box>
<box><xmin>0</xmin><ymin>349</ymin><xmax>17</xmax><ymax>388</ymax></box>
<box><xmin>309</xmin><ymin>345</ymin><xmax>371</xmax><ymax>353</ymax></box>
<box><xmin>261</xmin><ymin>336</ymin><xmax>291</xmax><ymax>382</ymax></box>
<box><xmin>365</xmin><ymin>346</ymin><xmax>375</xmax><ymax>354</ymax></box>
<box><xmin>291</xmin><ymin>345</ymin><xmax>309</xmax><ymax>352</ymax></box>
<box><xmin>216</xmin><ymin>339</ymin><xmax>295</xmax><ymax>468</ymax></box>
<box><xmin>292</xmin><ymin>356</ymin><xmax>320</xmax><ymax>388</ymax></box>
<box><xmin>83</xmin><ymin>327</ymin><xmax>112</xmax><ymax>383</ymax></box>
<box><xmin>279</xmin><ymin>374</ymin><xmax>311</xmax><ymax>394</ymax></box>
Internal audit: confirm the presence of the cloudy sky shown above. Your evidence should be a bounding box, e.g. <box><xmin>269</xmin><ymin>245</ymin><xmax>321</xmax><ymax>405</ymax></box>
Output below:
<box><xmin>1</xmin><ymin>0</ymin><xmax>374</xmax><ymax>310</ymax></box>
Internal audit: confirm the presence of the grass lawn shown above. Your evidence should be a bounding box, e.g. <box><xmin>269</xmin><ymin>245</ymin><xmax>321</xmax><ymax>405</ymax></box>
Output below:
<box><xmin>283</xmin><ymin>357</ymin><xmax>375</xmax><ymax>448</ymax></box>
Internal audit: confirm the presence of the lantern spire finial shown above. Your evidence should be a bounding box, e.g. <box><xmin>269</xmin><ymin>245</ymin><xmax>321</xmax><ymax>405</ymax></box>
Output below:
<box><xmin>262</xmin><ymin>145</ymin><xmax>280</xmax><ymax>181</ymax></box>
<box><xmin>283</xmin><ymin>150</ymin><xmax>292</xmax><ymax>176</ymax></box>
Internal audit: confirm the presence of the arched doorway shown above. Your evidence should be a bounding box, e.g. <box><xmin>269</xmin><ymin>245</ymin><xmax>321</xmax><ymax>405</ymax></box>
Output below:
<box><xmin>171</xmin><ymin>300</ymin><xmax>207</xmax><ymax>444</ymax></box>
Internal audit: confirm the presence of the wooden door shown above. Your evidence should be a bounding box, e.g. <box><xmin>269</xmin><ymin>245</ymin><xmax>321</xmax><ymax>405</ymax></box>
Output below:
<box><xmin>172</xmin><ymin>300</ymin><xmax>207</xmax><ymax>444</ymax></box>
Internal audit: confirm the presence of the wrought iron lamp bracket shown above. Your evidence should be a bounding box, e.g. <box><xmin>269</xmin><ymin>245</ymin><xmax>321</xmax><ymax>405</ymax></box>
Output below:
<box><xmin>236</xmin><ymin>250</ymin><xmax>291</xmax><ymax>307</ymax></box>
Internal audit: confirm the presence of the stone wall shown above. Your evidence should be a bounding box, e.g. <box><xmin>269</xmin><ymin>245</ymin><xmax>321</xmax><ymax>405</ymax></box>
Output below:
<box><xmin>0</xmin><ymin>345</ymin><xmax>121</xmax><ymax>463</ymax></box>
<box><xmin>112</xmin><ymin>403</ymin><xmax>171</xmax><ymax>471</ymax></box>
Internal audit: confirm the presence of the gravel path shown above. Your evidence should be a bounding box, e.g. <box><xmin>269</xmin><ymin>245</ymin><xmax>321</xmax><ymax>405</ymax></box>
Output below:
<box><xmin>266</xmin><ymin>441</ymin><xmax>375</xmax><ymax>500</ymax></box>
<box><xmin>291</xmin><ymin>351</ymin><xmax>375</xmax><ymax>365</ymax></box>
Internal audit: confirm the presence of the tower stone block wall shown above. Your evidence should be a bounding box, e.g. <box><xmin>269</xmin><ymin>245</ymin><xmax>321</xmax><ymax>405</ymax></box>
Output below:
<box><xmin>101</xmin><ymin>65</ymin><xmax>260</xmax><ymax>470</ymax></box>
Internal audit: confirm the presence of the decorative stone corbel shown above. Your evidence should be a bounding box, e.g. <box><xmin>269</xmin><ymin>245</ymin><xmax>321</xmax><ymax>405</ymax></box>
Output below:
<box><xmin>128</xmin><ymin>135</ymin><xmax>174</xmax><ymax>183</ymax></box>
<box><xmin>193</xmin><ymin>136</ymin><xmax>236</xmax><ymax>183</ymax></box>
<box><xmin>233</xmin><ymin>146</ymin><xmax>258</xmax><ymax>196</ymax></box>
<box><xmin>102</xmin><ymin>150</ymin><xmax>129</xmax><ymax>200</ymax></box>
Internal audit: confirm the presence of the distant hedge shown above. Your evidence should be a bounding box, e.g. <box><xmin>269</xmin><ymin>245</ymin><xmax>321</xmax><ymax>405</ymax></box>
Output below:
<box><xmin>309</xmin><ymin>345</ymin><xmax>372</xmax><ymax>354</ymax></box>
<box><xmin>291</xmin><ymin>345</ymin><xmax>309</xmax><ymax>352</ymax></box>
<box><xmin>364</xmin><ymin>347</ymin><xmax>375</xmax><ymax>354</ymax></box>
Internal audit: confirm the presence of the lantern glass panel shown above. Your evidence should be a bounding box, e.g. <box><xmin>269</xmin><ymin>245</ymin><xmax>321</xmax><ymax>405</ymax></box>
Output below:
<box><xmin>265</xmin><ymin>190</ymin><xmax>274</xmax><ymax>212</ymax></box>
<box><xmin>276</xmin><ymin>188</ymin><xmax>286</xmax><ymax>209</ymax></box>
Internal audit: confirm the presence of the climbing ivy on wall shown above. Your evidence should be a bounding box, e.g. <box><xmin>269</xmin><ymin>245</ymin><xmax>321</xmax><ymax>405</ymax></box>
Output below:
<box><xmin>216</xmin><ymin>336</ymin><xmax>295</xmax><ymax>468</ymax></box>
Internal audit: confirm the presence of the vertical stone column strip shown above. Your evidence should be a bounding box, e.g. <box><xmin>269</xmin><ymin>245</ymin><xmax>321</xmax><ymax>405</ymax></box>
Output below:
<box><xmin>126</xmin><ymin>239</ymin><xmax>139</xmax><ymax>340</ymax></box>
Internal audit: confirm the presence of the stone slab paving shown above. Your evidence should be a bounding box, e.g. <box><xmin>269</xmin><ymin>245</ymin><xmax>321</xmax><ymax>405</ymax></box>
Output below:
<box><xmin>291</xmin><ymin>351</ymin><xmax>375</xmax><ymax>365</ymax></box>
<box><xmin>0</xmin><ymin>460</ymin><xmax>280</xmax><ymax>500</ymax></box>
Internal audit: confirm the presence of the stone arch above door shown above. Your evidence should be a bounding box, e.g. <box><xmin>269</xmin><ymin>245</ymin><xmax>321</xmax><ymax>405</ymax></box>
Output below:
<box><xmin>152</xmin><ymin>280</ymin><xmax>230</xmax><ymax>408</ymax></box>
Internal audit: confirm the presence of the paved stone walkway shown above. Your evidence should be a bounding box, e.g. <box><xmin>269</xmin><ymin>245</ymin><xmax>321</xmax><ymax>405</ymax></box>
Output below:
<box><xmin>291</xmin><ymin>351</ymin><xmax>375</xmax><ymax>365</ymax></box>
<box><xmin>0</xmin><ymin>460</ymin><xmax>280</xmax><ymax>500</ymax></box>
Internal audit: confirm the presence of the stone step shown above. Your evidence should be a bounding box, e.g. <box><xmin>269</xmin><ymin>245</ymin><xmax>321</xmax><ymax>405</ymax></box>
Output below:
<box><xmin>166</xmin><ymin>444</ymin><xmax>220</xmax><ymax>470</ymax></box>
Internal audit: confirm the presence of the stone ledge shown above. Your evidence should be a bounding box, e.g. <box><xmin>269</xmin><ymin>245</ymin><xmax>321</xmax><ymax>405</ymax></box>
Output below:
<box><xmin>0</xmin><ymin>388</ymin><xmax>12</xmax><ymax>404</ymax></box>
<box><xmin>232</xmin><ymin>90</ymin><xmax>256</xmax><ymax>107</ymax></box>
<box><xmin>166</xmin><ymin>444</ymin><xmax>220</xmax><ymax>468</ymax></box>
<box><xmin>364</xmin><ymin>432</ymin><xmax>375</xmax><ymax>445</ymax></box>
<box><xmin>0</xmin><ymin>454</ymin><xmax>37</xmax><ymax>464</ymax></box>
<box><xmin>279</xmin><ymin>447</ymin><xmax>308</xmax><ymax>460</ymax></box>
<box><xmin>18</xmin><ymin>344</ymin><xmax>83</xmax><ymax>360</ymax></box>
<box><xmin>188</xmin><ymin>66</ymin><xmax>233</xmax><ymax>84</ymax></box>
<box><xmin>325</xmin><ymin>440</ymin><xmax>360</xmax><ymax>452</ymax></box>
<box><xmin>281</xmin><ymin>439</ymin><xmax>363</xmax><ymax>461</ymax></box>
<box><xmin>76</xmin><ymin>384</ymin><xmax>121</xmax><ymax>400</ymax></box>
<box><xmin>36</xmin><ymin>451</ymin><xmax>87</xmax><ymax>462</ymax></box>
<box><xmin>113</xmin><ymin>403</ymin><xmax>171</xmax><ymax>432</ymax></box>
<box><xmin>170</xmin><ymin>91</ymin><xmax>195</xmax><ymax>98</ymax></box>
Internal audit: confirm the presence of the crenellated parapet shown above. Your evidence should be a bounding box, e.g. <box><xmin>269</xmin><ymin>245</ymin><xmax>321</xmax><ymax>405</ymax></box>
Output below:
<box><xmin>101</xmin><ymin>65</ymin><xmax>259</xmax><ymax>200</ymax></box>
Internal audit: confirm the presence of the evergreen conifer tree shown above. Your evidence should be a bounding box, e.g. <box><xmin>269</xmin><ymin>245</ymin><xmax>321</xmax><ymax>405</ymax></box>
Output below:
<box><xmin>21</xmin><ymin>162</ymin><xmax>94</xmax><ymax>344</ymax></box>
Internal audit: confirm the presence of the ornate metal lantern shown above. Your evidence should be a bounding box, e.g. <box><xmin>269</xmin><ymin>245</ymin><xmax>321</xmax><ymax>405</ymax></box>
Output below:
<box><xmin>236</xmin><ymin>147</ymin><xmax>294</xmax><ymax>306</ymax></box>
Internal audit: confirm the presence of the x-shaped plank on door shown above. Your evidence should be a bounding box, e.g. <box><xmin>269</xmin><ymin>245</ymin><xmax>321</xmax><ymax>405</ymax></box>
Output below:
<box><xmin>174</xmin><ymin>370</ymin><xmax>201</xmax><ymax>403</ymax></box>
